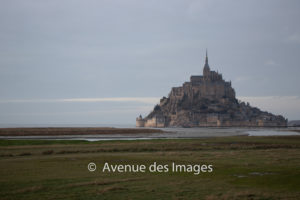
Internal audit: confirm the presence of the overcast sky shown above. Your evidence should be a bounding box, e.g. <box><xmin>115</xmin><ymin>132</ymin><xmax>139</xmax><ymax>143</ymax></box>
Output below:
<box><xmin>0</xmin><ymin>0</ymin><xmax>300</xmax><ymax>125</ymax></box>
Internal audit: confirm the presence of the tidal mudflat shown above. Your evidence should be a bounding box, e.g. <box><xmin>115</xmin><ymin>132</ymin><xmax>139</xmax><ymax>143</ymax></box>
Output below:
<box><xmin>0</xmin><ymin>127</ymin><xmax>299</xmax><ymax>141</ymax></box>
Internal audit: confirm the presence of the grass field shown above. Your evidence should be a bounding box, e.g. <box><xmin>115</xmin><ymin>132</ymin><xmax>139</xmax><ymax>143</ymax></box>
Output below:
<box><xmin>0</xmin><ymin>127</ymin><xmax>164</xmax><ymax>136</ymax></box>
<box><xmin>0</xmin><ymin>136</ymin><xmax>300</xmax><ymax>200</ymax></box>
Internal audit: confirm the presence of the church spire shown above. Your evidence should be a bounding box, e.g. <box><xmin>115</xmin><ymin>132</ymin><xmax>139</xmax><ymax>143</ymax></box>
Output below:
<box><xmin>203</xmin><ymin>49</ymin><xmax>210</xmax><ymax>77</ymax></box>
<box><xmin>205</xmin><ymin>49</ymin><xmax>208</xmax><ymax>65</ymax></box>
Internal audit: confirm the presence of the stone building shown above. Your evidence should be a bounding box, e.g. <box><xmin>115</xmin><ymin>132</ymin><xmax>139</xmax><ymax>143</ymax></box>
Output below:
<box><xmin>136</xmin><ymin>51</ymin><xmax>287</xmax><ymax>127</ymax></box>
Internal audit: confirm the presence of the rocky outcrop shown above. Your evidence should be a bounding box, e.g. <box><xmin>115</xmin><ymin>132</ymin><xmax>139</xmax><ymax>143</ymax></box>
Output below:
<box><xmin>136</xmin><ymin>53</ymin><xmax>287</xmax><ymax>127</ymax></box>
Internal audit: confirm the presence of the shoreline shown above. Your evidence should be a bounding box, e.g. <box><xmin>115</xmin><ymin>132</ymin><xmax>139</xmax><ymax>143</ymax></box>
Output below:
<box><xmin>0</xmin><ymin>127</ymin><xmax>299</xmax><ymax>141</ymax></box>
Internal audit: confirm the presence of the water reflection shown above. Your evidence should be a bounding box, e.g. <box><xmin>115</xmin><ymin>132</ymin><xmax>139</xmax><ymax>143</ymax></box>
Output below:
<box><xmin>0</xmin><ymin>127</ymin><xmax>299</xmax><ymax>141</ymax></box>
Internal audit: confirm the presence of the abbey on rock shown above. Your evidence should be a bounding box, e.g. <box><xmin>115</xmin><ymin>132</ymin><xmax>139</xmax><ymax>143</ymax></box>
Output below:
<box><xmin>136</xmin><ymin>51</ymin><xmax>287</xmax><ymax>128</ymax></box>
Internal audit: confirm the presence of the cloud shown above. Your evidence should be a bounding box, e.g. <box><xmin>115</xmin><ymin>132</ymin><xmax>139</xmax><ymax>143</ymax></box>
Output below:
<box><xmin>234</xmin><ymin>76</ymin><xmax>252</xmax><ymax>82</ymax></box>
<box><xmin>0</xmin><ymin>97</ymin><xmax>160</xmax><ymax>104</ymax></box>
<box><xmin>62</xmin><ymin>97</ymin><xmax>160</xmax><ymax>104</ymax></box>
<box><xmin>264</xmin><ymin>59</ymin><xmax>278</xmax><ymax>66</ymax></box>
<box><xmin>234</xmin><ymin>76</ymin><xmax>266</xmax><ymax>83</ymax></box>
<box><xmin>1</xmin><ymin>96</ymin><xmax>299</xmax><ymax>124</ymax></box>
<box><xmin>186</xmin><ymin>0</ymin><xmax>215</xmax><ymax>20</ymax></box>
<box><xmin>286</xmin><ymin>33</ymin><xmax>300</xmax><ymax>44</ymax></box>
<box><xmin>4</xmin><ymin>106</ymin><xmax>153</xmax><ymax>116</ymax></box>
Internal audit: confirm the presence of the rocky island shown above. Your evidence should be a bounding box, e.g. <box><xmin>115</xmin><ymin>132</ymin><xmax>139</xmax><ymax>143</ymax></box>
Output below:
<box><xmin>136</xmin><ymin>51</ymin><xmax>287</xmax><ymax>127</ymax></box>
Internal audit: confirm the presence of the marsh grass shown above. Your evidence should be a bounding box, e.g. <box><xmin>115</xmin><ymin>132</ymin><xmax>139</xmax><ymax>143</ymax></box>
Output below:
<box><xmin>0</xmin><ymin>127</ymin><xmax>164</xmax><ymax>136</ymax></box>
<box><xmin>0</xmin><ymin>136</ymin><xmax>300</xmax><ymax>199</ymax></box>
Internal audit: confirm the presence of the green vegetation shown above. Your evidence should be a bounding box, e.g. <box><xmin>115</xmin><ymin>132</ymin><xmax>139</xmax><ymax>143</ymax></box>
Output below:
<box><xmin>1</xmin><ymin>136</ymin><xmax>300</xmax><ymax>200</ymax></box>
<box><xmin>0</xmin><ymin>127</ymin><xmax>164</xmax><ymax>136</ymax></box>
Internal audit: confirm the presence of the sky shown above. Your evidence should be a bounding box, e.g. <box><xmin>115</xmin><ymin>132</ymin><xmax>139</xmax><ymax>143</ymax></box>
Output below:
<box><xmin>0</xmin><ymin>0</ymin><xmax>300</xmax><ymax>125</ymax></box>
